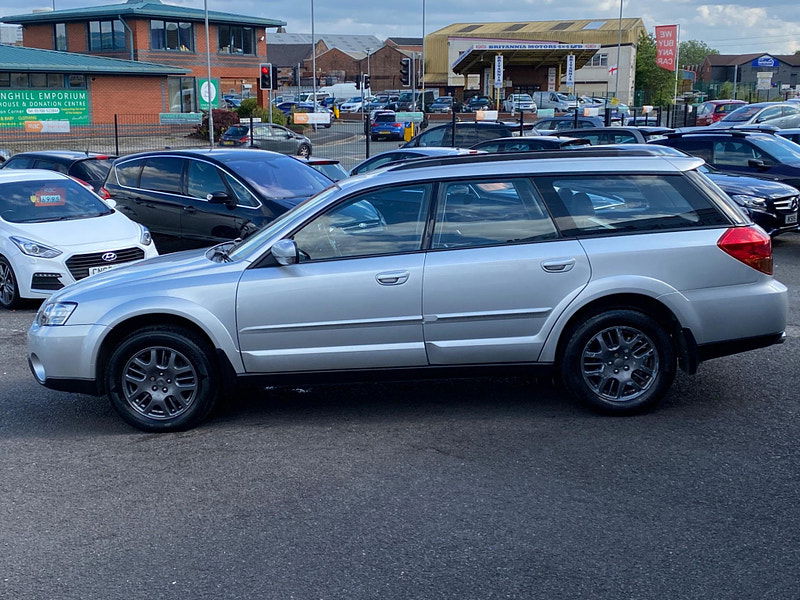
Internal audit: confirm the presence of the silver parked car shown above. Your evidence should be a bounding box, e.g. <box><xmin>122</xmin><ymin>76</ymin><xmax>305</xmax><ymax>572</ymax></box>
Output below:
<box><xmin>28</xmin><ymin>150</ymin><xmax>788</xmax><ymax>431</ymax></box>
<box><xmin>712</xmin><ymin>102</ymin><xmax>800</xmax><ymax>129</ymax></box>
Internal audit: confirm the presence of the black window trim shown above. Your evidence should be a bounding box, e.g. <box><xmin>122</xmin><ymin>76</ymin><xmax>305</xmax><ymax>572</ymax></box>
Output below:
<box><xmin>87</xmin><ymin>19</ymin><xmax>126</xmax><ymax>51</ymax></box>
<box><xmin>217</xmin><ymin>24</ymin><xmax>256</xmax><ymax>56</ymax></box>
<box><xmin>149</xmin><ymin>19</ymin><xmax>195</xmax><ymax>52</ymax></box>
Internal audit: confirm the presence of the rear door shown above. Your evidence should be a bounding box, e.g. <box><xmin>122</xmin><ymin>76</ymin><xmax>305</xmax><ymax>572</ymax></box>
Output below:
<box><xmin>129</xmin><ymin>156</ymin><xmax>186</xmax><ymax>242</ymax></box>
<box><xmin>422</xmin><ymin>177</ymin><xmax>591</xmax><ymax>365</ymax></box>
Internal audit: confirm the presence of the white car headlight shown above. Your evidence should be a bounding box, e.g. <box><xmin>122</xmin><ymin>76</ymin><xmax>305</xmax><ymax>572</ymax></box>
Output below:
<box><xmin>730</xmin><ymin>195</ymin><xmax>768</xmax><ymax>209</ymax></box>
<box><xmin>10</xmin><ymin>236</ymin><xmax>62</xmax><ymax>258</ymax></box>
<box><xmin>139</xmin><ymin>225</ymin><xmax>152</xmax><ymax>246</ymax></box>
<box><xmin>36</xmin><ymin>302</ymin><xmax>77</xmax><ymax>326</ymax></box>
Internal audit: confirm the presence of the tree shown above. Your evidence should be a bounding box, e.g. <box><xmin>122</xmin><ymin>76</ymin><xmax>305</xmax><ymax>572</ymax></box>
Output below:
<box><xmin>679</xmin><ymin>40</ymin><xmax>719</xmax><ymax>69</ymax></box>
<box><xmin>634</xmin><ymin>32</ymin><xmax>677</xmax><ymax>105</ymax></box>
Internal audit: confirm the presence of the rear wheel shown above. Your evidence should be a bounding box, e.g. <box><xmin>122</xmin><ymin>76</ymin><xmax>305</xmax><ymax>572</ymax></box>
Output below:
<box><xmin>297</xmin><ymin>143</ymin><xmax>311</xmax><ymax>158</ymax></box>
<box><xmin>105</xmin><ymin>326</ymin><xmax>220</xmax><ymax>432</ymax></box>
<box><xmin>560</xmin><ymin>309</ymin><xmax>676</xmax><ymax>414</ymax></box>
<box><xmin>0</xmin><ymin>256</ymin><xmax>20</xmax><ymax>310</ymax></box>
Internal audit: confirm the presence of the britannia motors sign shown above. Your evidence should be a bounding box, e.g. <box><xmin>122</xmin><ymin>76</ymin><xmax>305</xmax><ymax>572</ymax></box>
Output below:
<box><xmin>655</xmin><ymin>25</ymin><xmax>679</xmax><ymax>71</ymax></box>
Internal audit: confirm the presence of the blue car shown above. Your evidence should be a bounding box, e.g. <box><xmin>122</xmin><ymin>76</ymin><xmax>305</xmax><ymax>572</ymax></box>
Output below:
<box><xmin>370</xmin><ymin>111</ymin><xmax>407</xmax><ymax>141</ymax></box>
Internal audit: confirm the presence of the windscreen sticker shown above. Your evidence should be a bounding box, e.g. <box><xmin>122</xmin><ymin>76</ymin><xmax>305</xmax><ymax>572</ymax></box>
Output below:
<box><xmin>30</xmin><ymin>187</ymin><xmax>66</xmax><ymax>207</ymax></box>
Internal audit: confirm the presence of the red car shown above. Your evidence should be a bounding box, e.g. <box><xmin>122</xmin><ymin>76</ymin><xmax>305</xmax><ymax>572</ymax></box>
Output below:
<box><xmin>696</xmin><ymin>99</ymin><xmax>747</xmax><ymax>126</ymax></box>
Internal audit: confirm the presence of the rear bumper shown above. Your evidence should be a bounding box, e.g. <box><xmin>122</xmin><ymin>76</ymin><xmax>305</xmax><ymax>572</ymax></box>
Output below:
<box><xmin>697</xmin><ymin>331</ymin><xmax>786</xmax><ymax>361</ymax></box>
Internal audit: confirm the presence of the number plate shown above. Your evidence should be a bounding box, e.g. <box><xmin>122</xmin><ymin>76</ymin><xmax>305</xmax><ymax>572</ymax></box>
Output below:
<box><xmin>89</xmin><ymin>265</ymin><xmax>118</xmax><ymax>276</ymax></box>
<box><xmin>786</xmin><ymin>212</ymin><xmax>798</xmax><ymax>225</ymax></box>
<box><xmin>221</xmin><ymin>140</ymin><xmax>234</xmax><ymax>146</ymax></box>
<box><xmin>379</xmin><ymin>130</ymin><xmax>391</xmax><ymax>135</ymax></box>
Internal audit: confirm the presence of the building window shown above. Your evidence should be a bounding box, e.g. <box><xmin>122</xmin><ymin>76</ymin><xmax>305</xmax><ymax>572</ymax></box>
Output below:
<box><xmin>587</xmin><ymin>53</ymin><xmax>608</xmax><ymax>67</ymax></box>
<box><xmin>150</xmin><ymin>20</ymin><xmax>193</xmax><ymax>51</ymax></box>
<box><xmin>218</xmin><ymin>25</ymin><xmax>254</xmax><ymax>55</ymax></box>
<box><xmin>29</xmin><ymin>73</ymin><xmax>47</xmax><ymax>88</ymax></box>
<box><xmin>0</xmin><ymin>73</ymin><xmax>83</xmax><ymax>89</ymax></box>
<box><xmin>88</xmin><ymin>19</ymin><xmax>125</xmax><ymax>51</ymax></box>
<box><xmin>54</xmin><ymin>23</ymin><xmax>67</xmax><ymax>51</ymax></box>
<box><xmin>168</xmin><ymin>76</ymin><xmax>197</xmax><ymax>112</ymax></box>
<box><xmin>10</xmin><ymin>72</ymin><xmax>28</xmax><ymax>87</ymax></box>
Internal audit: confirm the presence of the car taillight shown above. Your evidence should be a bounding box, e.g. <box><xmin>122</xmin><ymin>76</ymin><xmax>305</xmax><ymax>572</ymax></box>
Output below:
<box><xmin>392</xmin><ymin>123</ymin><xmax>402</xmax><ymax>127</ymax></box>
<box><xmin>68</xmin><ymin>175</ymin><xmax>94</xmax><ymax>192</ymax></box>
<box><xmin>239</xmin><ymin>136</ymin><xmax>249</xmax><ymax>143</ymax></box>
<box><xmin>717</xmin><ymin>226</ymin><xmax>773</xmax><ymax>275</ymax></box>
<box><xmin>98</xmin><ymin>186</ymin><xmax>112</xmax><ymax>200</ymax></box>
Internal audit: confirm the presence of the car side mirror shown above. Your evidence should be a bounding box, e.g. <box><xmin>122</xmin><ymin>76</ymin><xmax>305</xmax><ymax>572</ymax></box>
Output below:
<box><xmin>104</xmin><ymin>198</ymin><xmax>117</xmax><ymax>209</ymax></box>
<box><xmin>271</xmin><ymin>239</ymin><xmax>298</xmax><ymax>266</ymax></box>
<box><xmin>208</xmin><ymin>191</ymin><xmax>236</xmax><ymax>209</ymax></box>
<box><xmin>748</xmin><ymin>158</ymin><xmax>768</xmax><ymax>169</ymax></box>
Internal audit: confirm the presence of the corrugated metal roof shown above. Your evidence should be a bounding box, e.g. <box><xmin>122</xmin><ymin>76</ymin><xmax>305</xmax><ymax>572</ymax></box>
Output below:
<box><xmin>266</xmin><ymin>32</ymin><xmax>383</xmax><ymax>54</ymax></box>
<box><xmin>0</xmin><ymin>44</ymin><xmax>187</xmax><ymax>74</ymax></box>
<box><xmin>2</xmin><ymin>0</ymin><xmax>285</xmax><ymax>27</ymax></box>
<box><xmin>266</xmin><ymin>43</ymin><xmax>311</xmax><ymax>67</ymax></box>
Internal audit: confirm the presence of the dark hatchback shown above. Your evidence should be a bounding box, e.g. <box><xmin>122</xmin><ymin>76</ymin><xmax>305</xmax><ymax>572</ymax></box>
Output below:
<box><xmin>402</xmin><ymin>122</ymin><xmax>515</xmax><ymax>148</ymax></box>
<box><xmin>104</xmin><ymin>149</ymin><xmax>331</xmax><ymax>252</ymax></box>
<box><xmin>470</xmin><ymin>136</ymin><xmax>589</xmax><ymax>153</ymax></box>
<box><xmin>2</xmin><ymin>150</ymin><xmax>116</xmax><ymax>193</ymax></box>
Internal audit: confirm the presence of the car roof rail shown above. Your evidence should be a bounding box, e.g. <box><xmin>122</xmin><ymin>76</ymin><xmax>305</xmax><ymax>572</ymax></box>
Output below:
<box><xmin>387</xmin><ymin>148</ymin><xmax>663</xmax><ymax>172</ymax></box>
<box><xmin>665</xmin><ymin>128</ymin><xmax>752</xmax><ymax>138</ymax></box>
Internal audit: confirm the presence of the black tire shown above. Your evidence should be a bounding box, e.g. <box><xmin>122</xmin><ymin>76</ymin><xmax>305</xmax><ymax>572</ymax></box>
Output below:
<box><xmin>297</xmin><ymin>143</ymin><xmax>311</xmax><ymax>158</ymax></box>
<box><xmin>105</xmin><ymin>326</ymin><xmax>220</xmax><ymax>432</ymax></box>
<box><xmin>560</xmin><ymin>309</ymin><xmax>676</xmax><ymax>415</ymax></box>
<box><xmin>370</xmin><ymin>135</ymin><xmax>379</xmax><ymax>141</ymax></box>
<box><xmin>0</xmin><ymin>255</ymin><xmax>21</xmax><ymax>310</ymax></box>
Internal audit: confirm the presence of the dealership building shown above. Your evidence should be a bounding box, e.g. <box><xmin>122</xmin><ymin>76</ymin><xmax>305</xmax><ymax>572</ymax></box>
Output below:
<box><xmin>0</xmin><ymin>0</ymin><xmax>285</xmax><ymax>124</ymax></box>
<box><xmin>424</xmin><ymin>18</ymin><xmax>646</xmax><ymax>104</ymax></box>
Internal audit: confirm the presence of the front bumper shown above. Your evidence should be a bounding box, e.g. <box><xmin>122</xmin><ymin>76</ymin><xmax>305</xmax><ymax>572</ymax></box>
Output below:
<box><xmin>28</xmin><ymin>321</ymin><xmax>108</xmax><ymax>392</ymax></box>
<box><xmin>747</xmin><ymin>207</ymin><xmax>799</xmax><ymax>237</ymax></box>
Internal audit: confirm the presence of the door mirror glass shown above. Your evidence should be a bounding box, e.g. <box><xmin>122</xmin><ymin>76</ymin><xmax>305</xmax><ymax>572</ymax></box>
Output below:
<box><xmin>271</xmin><ymin>238</ymin><xmax>298</xmax><ymax>265</ymax></box>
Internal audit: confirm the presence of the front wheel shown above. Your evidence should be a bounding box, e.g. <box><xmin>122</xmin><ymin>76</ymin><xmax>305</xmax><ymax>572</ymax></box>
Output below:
<box><xmin>560</xmin><ymin>309</ymin><xmax>676</xmax><ymax>414</ymax></box>
<box><xmin>297</xmin><ymin>143</ymin><xmax>311</xmax><ymax>158</ymax></box>
<box><xmin>0</xmin><ymin>256</ymin><xmax>20</xmax><ymax>310</ymax></box>
<box><xmin>105</xmin><ymin>326</ymin><xmax>220</xmax><ymax>432</ymax></box>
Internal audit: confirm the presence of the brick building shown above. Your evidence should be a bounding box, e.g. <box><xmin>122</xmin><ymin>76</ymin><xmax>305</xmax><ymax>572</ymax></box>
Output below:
<box><xmin>700</xmin><ymin>54</ymin><xmax>800</xmax><ymax>94</ymax></box>
<box><xmin>2</xmin><ymin>0</ymin><xmax>285</xmax><ymax>111</ymax></box>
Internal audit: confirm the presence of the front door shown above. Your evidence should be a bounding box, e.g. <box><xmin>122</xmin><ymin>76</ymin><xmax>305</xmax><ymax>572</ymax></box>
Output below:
<box><xmin>236</xmin><ymin>183</ymin><xmax>433</xmax><ymax>373</ymax></box>
<box><xmin>422</xmin><ymin>177</ymin><xmax>591</xmax><ymax>365</ymax></box>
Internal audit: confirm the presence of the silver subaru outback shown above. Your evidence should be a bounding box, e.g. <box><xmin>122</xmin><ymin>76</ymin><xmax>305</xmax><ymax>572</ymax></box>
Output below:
<box><xmin>28</xmin><ymin>150</ymin><xmax>788</xmax><ymax>431</ymax></box>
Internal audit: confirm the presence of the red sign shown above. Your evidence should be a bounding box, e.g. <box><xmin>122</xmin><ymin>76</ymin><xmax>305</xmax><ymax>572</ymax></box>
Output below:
<box><xmin>655</xmin><ymin>25</ymin><xmax>679</xmax><ymax>71</ymax></box>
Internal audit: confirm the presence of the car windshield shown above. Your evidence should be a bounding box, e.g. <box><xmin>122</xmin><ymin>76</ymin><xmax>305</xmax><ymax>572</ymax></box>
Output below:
<box><xmin>398</xmin><ymin>92</ymin><xmax>413</xmax><ymax>102</ymax></box>
<box><xmin>555</xmin><ymin>93</ymin><xmax>575</xmax><ymax>102</ymax></box>
<box><xmin>434</xmin><ymin>97</ymin><xmax>452</xmax><ymax>104</ymax></box>
<box><xmin>721</xmin><ymin>105</ymin><xmax>763</xmax><ymax>122</ymax></box>
<box><xmin>752</xmin><ymin>136</ymin><xmax>800</xmax><ymax>162</ymax></box>
<box><xmin>346</xmin><ymin>97</ymin><xmax>361</xmax><ymax>102</ymax></box>
<box><xmin>227</xmin><ymin>185</ymin><xmax>340</xmax><ymax>261</ymax></box>
<box><xmin>374</xmin><ymin>114</ymin><xmax>396</xmax><ymax>122</ymax></box>
<box><xmin>0</xmin><ymin>177</ymin><xmax>113</xmax><ymax>223</ymax></box>
<box><xmin>219</xmin><ymin>154</ymin><xmax>330</xmax><ymax>200</ymax></box>
<box><xmin>74</xmin><ymin>158</ymin><xmax>113</xmax><ymax>180</ymax></box>
<box><xmin>715</xmin><ymin>103</ymin><xmax>742</xmax><ymax>114</ymax></box>
<box><xmin>513</xmin><ymin>95</ymin><xmax>533</xmax><ymax>102</ymax></box>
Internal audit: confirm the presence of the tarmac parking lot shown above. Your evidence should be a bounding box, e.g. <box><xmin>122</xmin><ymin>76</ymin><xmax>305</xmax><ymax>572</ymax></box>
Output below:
<box><xmin>0</xmin><ymin>235</ymin><xmax>798</xmax><ymax>599</ymax></box>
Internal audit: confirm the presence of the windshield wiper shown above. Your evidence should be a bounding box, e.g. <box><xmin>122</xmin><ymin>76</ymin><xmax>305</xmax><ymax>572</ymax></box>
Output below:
<box><xmin>209</xmin><ymin>239</ymin><xmax>242</xmax><ymax>263</ymax></box>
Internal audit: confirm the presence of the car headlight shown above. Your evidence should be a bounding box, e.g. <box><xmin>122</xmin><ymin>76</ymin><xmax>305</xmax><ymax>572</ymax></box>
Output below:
<box><xmin>10</xmin><ymin>236</ymin><xmax>62</xmax><ymax>258</ymax></box>
<box><xmin>730</xmin><ymin>195</ymin><xmax>768</xmax><ymax>209</ymax></box>
<box><xmin>36</xmin><ymin>302</ymin><xmax>77</xmax><ymax>326</ymax></box>
<box><xmin>139</xmin><ymin>225</ymin><xmax>152</xmax><ymax>246</ymax></box>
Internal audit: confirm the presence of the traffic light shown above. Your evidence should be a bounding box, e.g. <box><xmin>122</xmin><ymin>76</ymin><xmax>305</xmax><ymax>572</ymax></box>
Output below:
<box><xmin>292</xmin><ymin>66</ymin><xmax>299</xmax><ymax>86</ymax></box>
<box><xmin>363</xmin><ymin>74</ymin><xmax>370</xmax><ymax>89</ymax></box>
<box><xmin>259</xmin><ymin>63</ymin><xmax>272</xmax><ymax>90</ymax></box>
<box><xmin>400</xmin><ymin>58</ymin><xmax>411</xmax><ymax>86</ymax></box>
<box><xmin>355</xmin><ymin>76</ymin><xmax>360</xmax><ymax>90</ymax></box>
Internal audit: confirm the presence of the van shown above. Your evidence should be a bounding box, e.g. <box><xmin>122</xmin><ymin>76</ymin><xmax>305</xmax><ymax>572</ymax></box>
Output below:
<box><xmin>533</xmin><ymin>91</ymin><xmax>579</xmax><ymax>112</ymax></box>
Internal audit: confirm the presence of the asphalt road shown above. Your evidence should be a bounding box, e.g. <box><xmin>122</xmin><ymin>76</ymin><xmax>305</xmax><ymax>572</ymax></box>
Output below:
<box><xmin>1</xmin><ymin>236</ymin><xmax>799</xmax><ymax>599</ymax></box>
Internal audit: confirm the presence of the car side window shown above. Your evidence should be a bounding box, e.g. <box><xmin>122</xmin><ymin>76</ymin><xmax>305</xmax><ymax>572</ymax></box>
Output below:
<box><xmin>140</xmin><ymin>157</ymin><xmax>185</xmax><ymax>194</ymax></box>
<box><xmin>757</xmin><ymin>107</ymin><xmax>783</xmax><ymax>122</ymax></box>
<box><xmin>34</xmin><ymin>159</ymin><xmax>69</xmax><ymax>174</ymax></box>
<box><xmin>3</xmin><ymin>156</ymin><xmax>35</xmax><ymax>169</ymax></box>
<box><xmin>432</xmin><ymin>178</ymin><xmax>558</xmax><ymax>250</ymax></box>
<box><xmin>713</xmin><ymin>141</ymin><xmax>770</xmax><ymax>166</ymax></box>
<box><xmin>611</xmin><ymin>133</ymin><xmax>637</xmax><ymax>144</ymax></box>
<box><xmin>534</xmin><ymin>174</ymin><xmax>729</xmax><ymax>237</ymax></box>
<box><xmin>293</xmin><ymin>184</ymin><xmax>432</xmax><ymax>261</ymax></box>
<box><xmin>474</xmin><ymin>127</ymin><xmax>507</xmax><ymax>143</ymax></box>
<box><xmin>253</xmin><ymin>126</ymin><xmax>271</xmax><ymax>137</ymax></box>
<box><xmin>416</xmin><ymin>127</ymin><xmax>447</xmax><ymax>147</ymax></box>
<box><xmin>578</xmin><ymin>133</ymin><xmax>603</xmax><ymax>145</ymax></box>
<box><xmin>476</xmin><ymin>142</ymin><xmax>501</xmax><ymax>153</ymax></box>
<box><xmin>666</xmin><ymin>139</ymin><xmax>713</xmax><ymax>163</ymax></box>
<box><xmin>355</xmin><ymin>153</ymin><xmax>401</xmax><ymax>174</ymax></box>
<box><xmin>115</xmin><ymin>159</ymin><xmax>144</xmax><ymax>187</ymax></box>
<box><xmin>186</xmin><ymin>160</ymin><xmax>227</xmax><ymax>199</ymax></box>
<box><xmin>221</xmin><ymin>172</ymin><xmax>260</xmax><ymax>208</ymax></box>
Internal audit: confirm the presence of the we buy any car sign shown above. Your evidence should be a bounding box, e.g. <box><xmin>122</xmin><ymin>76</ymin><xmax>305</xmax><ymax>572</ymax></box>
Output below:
<box><xmin>655</xmin><ymin>25</ymin><xmax>678</xmax><ymax>71</ymax></box>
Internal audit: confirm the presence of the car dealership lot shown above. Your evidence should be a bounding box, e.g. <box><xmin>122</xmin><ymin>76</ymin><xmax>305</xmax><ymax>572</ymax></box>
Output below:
<box><xmin>0</xmin><ymin>236</ymin><xmax>798</xmax><ymax>599</ymax></box>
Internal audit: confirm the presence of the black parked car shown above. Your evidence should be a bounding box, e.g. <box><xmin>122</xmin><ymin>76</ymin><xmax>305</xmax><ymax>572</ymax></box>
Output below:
<box><xmin>465</xmin><ymin>95</ymin><xmax>492</xmax><ymax>112</ymax></box>
<box><xmin>552</xmin><ymin>126</ymin><xmax>673</xmax><ymax>145</ymax></box>
<box><xmin>350</xmin><ymin>147</ymin><xmax>481</xmax><ymax>176</ymax></box>
<box><xmin>777</xmin><ymin>129</ymin><xmax>800</xmax><ymax>145</ymax></box>
<box><xmin>402</xmin><ymin>122</ymin><xmax>515</xmax><ymax>148</ymax></box>
<box><xmin>104</xmin><ymin>149</ymin><xmax>331</xmax><ymax>252</ymax></box>
<box><xmin>652</xmin><ymin>129</ymin><xmax>800</xmax><ymax>191</ymax></box>
<box><xmin>605</xmin><ymin>143</ymin><xmax>799</xmax><ymax>236</ymax></box>
<box><xmin>2</xmin><ymin>150</ymin><xmax>116</xmax><ymax>194</ymax></box>
<box><xmin>532</xmin><ymin>116</ymin><xmax>605</xmax><ymax>133</ymax></box>
<box><xmin>470</xmin><ymin>136</ymin><xmax>589</xmax><ymax>152</ymax></box>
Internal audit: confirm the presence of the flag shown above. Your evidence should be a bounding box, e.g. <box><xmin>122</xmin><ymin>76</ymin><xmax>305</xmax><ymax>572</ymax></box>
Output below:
<box><xmin>608</xmin><ymin>65</ymin><xmax>618</xmax><ymax>75</ymax></box>
<box><xmin>655</xmin><ymin>25</ymin><xmax>679</xmax><ymax>71</ymax></box>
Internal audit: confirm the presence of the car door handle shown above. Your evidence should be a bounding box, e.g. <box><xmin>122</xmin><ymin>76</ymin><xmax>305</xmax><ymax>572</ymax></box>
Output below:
<box><xmin>376</xmin><ymin>271</ymin><xmax>410</xmax><ymax>285</ymax></box>
<box><xmin>183</xmin><ymin>206</ymin><xmax>197</xmax><ymax>213</ymax></box>
<box><xmin>541</xmin><ymin>258</ymin><xmax>576</xmax><ymax>273</ymax></box>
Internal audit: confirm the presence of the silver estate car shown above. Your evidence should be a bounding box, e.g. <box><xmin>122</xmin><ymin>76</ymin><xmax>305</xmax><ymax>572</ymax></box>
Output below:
<box><xmin>28</xmin><ymin>150</ymin><xmax>788</xmax><ymax>431</ymax></box>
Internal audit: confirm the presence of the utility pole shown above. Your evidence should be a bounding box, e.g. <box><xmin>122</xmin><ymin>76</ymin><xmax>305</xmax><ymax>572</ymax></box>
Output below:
<box><xmin>311</xmin><ymin>0</ymin><xmax>316</xmax><ymax>112</ymax></box>
<box><xmin>614</xmin><ymin>0</ymin><xmax>623</xmax><ymax>100</ymax></box>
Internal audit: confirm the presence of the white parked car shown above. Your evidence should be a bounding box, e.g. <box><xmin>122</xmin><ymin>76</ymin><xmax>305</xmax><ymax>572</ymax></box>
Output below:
<box><xmin>0</xmin><ymin>170</ymin><xmax>157</xmax><ymax>309</ymax></box>
<box><xmin>339</xmin><ymin>96</ymin><xmax>365</xmax><ymax>112</ymax></box>
<box><xmin>503</xmin><ymin>94</ymin><xmax>537</xmax><ymax>112</ymax></box>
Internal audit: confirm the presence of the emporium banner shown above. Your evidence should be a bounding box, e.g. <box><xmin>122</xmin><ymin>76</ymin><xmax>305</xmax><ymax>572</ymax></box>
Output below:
<box><xmin>0</xmin><ymin>90</ymin><xmax>90</xmax><ymax>127</ymax></box>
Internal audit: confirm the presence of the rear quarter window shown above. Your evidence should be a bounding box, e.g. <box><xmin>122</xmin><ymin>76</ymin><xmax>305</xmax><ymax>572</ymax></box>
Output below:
<box><xmin>534</xmin><ymin>174</ymin><xmax>730</xmax><ymax>237</ymax></box>
<box><xmin>71</xmin><ymin>159</ymin><xmax>113</xmax><ymax>181</ymax></box>
<box><xmin>114</xmin><ymin>159</ymin><xmax>144</xmax><ymax>187</ymax></box>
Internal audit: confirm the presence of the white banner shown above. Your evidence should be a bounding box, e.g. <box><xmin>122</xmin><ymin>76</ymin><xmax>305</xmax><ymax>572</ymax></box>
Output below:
<box><xmin>493</xmin><ymin>55</ymin><xmax>504</xmax><ymax>89</ymax></box>
<box><xmin>565</xmin><ymin>54</ymin><xmax>576</xmax><ymax>87</ymax></box>
<box><xmin>476</xmin><ymin>109</ymin><xmax>499</xmax><ymax>121</ymax></box>
<box><xmin>547</xmin><ymin>67</ymin><xmax>557</xmax><ymax>92</ymax></box>
<box><xmin>293</xmin><ymin>112</ymin><xmax>331</xmax><ymax>125</ymax></box>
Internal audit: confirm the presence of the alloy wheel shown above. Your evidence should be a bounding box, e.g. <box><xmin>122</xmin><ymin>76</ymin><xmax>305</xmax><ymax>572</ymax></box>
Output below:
<box><xmin>581</xmin><ymin>326</ymin><xmax>659</xmax><ymax>402</ymax></box>
<box><xmin>0</xmin><ymin>261</ymin><xmax>16</xmax><ymax>307</ymax></box>
<box><xmin>121</xmin><ymin>346</ymin><xmax>199</xmax><ymax>420</ymax></box>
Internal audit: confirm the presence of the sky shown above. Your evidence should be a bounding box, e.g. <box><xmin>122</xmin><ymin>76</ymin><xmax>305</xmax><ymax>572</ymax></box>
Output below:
<box><xmin>5</xmin><ymin>0</ymin><xmax>800</xmax><ymax>55</ymax></box>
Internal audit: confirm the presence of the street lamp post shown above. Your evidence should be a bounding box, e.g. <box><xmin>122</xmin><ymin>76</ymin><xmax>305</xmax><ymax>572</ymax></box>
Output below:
<box><xmin>613</xmin><ymin>0</ymin><xmax>623</xmax><ymax>101</ymax></box>
<box><xmin>311</xmin><ymin>0</ymin><xmax>316</xmax><ymax>113</ymax></box>
<box><xmin>204</xmin><ymin>0</ymin><xmax>214</xmax><ymax>148</ymax></box>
